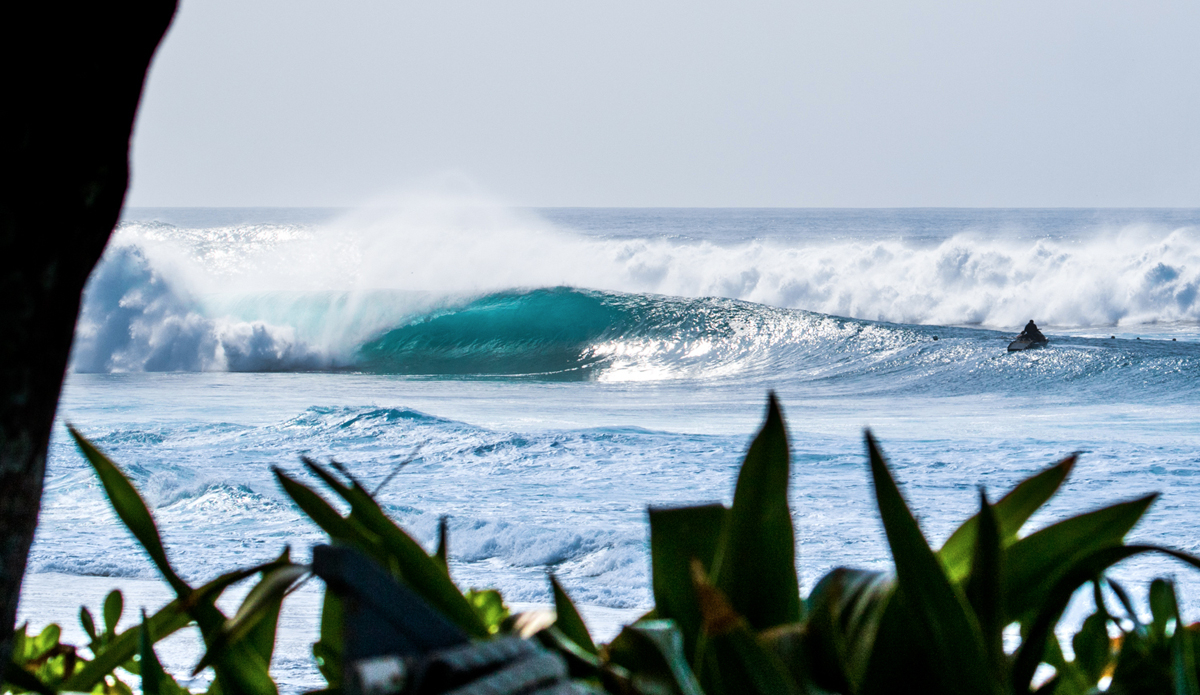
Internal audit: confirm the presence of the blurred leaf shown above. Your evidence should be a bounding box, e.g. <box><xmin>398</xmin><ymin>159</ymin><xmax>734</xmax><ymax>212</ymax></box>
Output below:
<box><xmin>103</xmin><ymin>591</ymin><xmax>123</xmax><ymax>637</ymax></box>
<box><xmin>1072</xmin><ymin>610</ymin><xmax>1111</xmax><ymax>683</ymax></box>
<box><xmin>1013</xmin><ymin>544</ymin><xmax>1200</xmax><ymax>692</ymax></box>
<box><xmin>690</xmin><ymin>560</ymin><xmax>800</xmax><ymax>695</ymax></box>
<box><xmin>62</xmin><ymin>561</ymin><xmax>282</xmax><ymax>693</ymax></box>
<box><xmin>2</xmin><ymin>662</ymin><xmax>55</xmax><ymax>695</ymax></box>
<box><xmin>648</xmin><ymin>503</ymin><xmax>727</xmax><ymax>663</ymax></box>
<box><xmin>139</xmin><ymin>609</ymin><xmax>187</xmax><ymax>695</ymax></box>
<box><xmin>71</xmin><ymin>427</ymin><xmax>190</xmax><ymax>595</ymax></box>
<box><xmin>630</xmin><ymin>620</ymin><xmax>705</xmax><ymax>695</ymax></box>
<box><xmin>865</xmin><ymin>431</ymin><xmax>997</xmax><ymax>695</ymax></box>
<box><xmin>465</xmin><ymin>589</ymin><xmax>510</xmax><ymax>636</ymax></box>
<box><xmin>32</xmin><ymin>625</ymin><xmax>61</xmax><ymax>660</ymax></box>
<box><xmin>940</xmin><ymin>455</ymin><xmax>1076</xmax><ymax>582</ymax></box>
<box><xmin>301</xmin><ymin>458</ymin><xmax>489</xmax><ymax>637</ymax></box>
<box><xmin>313</xmin><ymin>590</ymin><xmax>343</xmax><ymax>688</ymax></box>
<box><xmin>273</xmin><ymin>467</ymin><xmax>380</xmax><ymax>550</ymax></box>
<box><xmin>804</xmin><ymin>568</ymin><xmax>893</xmax><ymax>693</ymax></box>
<box><xmin>965</xmin><ymin>488</ymin><xmax>1005</xmax><ymax>681</ymax></box>
<box><xmin>549</xmin><ymin>574</ymin><xmax>597</xmax><ymax>654</ymax></box>
<box><xmin>80</xmin><ymin>607</ymin><xmax>97</xmax><ymax>643</ymax></box>
<box><xmin>1151</xmin><ymin>578</ymin><xmax>1174</xmax><ymax>641</ymax></box>
<box><xmin>1165</xmin><ymin>581</ymin><xmax>1200</xmax><ymax>695</ymax></box>
<box><xmin>434</xmin><ymin>515</ymin><xmax>449</xmax><ymax>571</ymax></box>
<box><xmin>194</xmin><ymin>558</ymin><xmax>308</xmax><ymax>675</ymax></box>
<box><xmin>710</xmin><ymin>394</ymin><xmax>802</xmax><ymax>632</ymax></box>
<box><xmin>1006</xmin><ymin>494</ymin><xmax>1157</xmax><ymax>624</ymax></box>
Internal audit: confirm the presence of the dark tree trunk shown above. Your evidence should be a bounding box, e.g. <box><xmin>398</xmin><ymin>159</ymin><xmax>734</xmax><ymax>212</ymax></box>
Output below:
<box><xmin>0</xmin><ymin>1</ymin><xmax>176</xmax><ymax>668</ymax></box>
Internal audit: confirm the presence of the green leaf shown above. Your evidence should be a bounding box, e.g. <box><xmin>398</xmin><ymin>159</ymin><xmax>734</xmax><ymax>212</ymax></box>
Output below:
<box><xmin>1151</xmin><ymin>578</ymin><xmax>1174</xmax><ymax>641</ymax></box>
<box><xmin>70</xmin><ymin>427</ymin><xmax>190</xmax><ymax>595</ymax></box>
<box><xmin>1072</xmin><ymin>610</ymin><xmax>1111</xmax><ymax>683</ymax></box>
<box><xmin>80</xmin><ymin>607</ymin><xmax>97</xmax><ymax>643</ymax></box>
<box><xmin>549</xmin><ymin>574</ymin><xmax>597</xmax><ymax>654</ymax></box>
<box><xmin>301</xmin><ymin>458</ymin><xmax>489</xmax><ymax>637</ymax></box>
<box><xmin>710</xmin><ymin>393</ymin><xmax>801</xmax><ymax>632</ymax></box>
<box><xmin>103</xmin><ymin>590</ymin><xmax>124</xmax><ymax>636</ymax></box>
<box><xmin>939</xmin><ymin>455</ymin><xmax>1076</xmax><ymax>582</ymax></box>
<box><xmin>313</xmin><ymin>590</ymin><xmax>343</xmax><ymax>688</ymax></box>
<box><xmin>865</xmin><ymin>431</ymin><xmax>997</xmax><ymax>695</ymax></box>
<box><xmin>32</xmin><ymin>624</ymin><xmax>61</xmax><ymax>660</ymax></box>
<box><xmin>193</xmin><ymin>559</ymin><xmax>308</xmax><ymax>675</ymax></box>
<box><xmin>62</xmin><ymin>561</ymin><xmax>281</xmax><ymax>693</ymax></box>
<box><xmin>2</xmin><ymin>661</ymin><xmax>55</xmax><ymax>695</ymax></box>
<box><xmin>965</xmin><ymin>488</ymin><xmax>1005</xmax><ymax>681</ymax></box>
<box><xmin>139</xmin><ymin>610</ymin><xmax>168</xmax><ymax>695</ymax></box>
<box><xmin>465</xmin><ymin>589</ymin><xmax>510</xmax><ymax>635</ymax></box>
<box><xmin>648</xmin><ymin>503</ymin><xmax>727</xmax><ymax>663</ymax></box>
<box><xmin>804</xmin><ymin>567</ymin><xmax>894</xmax><ymax>693</ymax></box>
<box><xmin>629</xmin><ymin>620</ymin><xmax>706</xmax><ymax>695</ymax></box>
<box><xmin>1013</xmin><ymin>544</ymin><xmax>1200</xmax><ymax>692</ymax></box>
<box><xmin>690</xmin><ymin>560</ymin><xmax>800</xmax><ymax>695</ymax></box>
<box><xmin>1006</xmin><ymin>494</ymin><xmax>1157</xmax><ymax>624</ymax></box>
<box><xmin>435</xmin><ymin>515</ymin><xmax>449</xmax><ymax>571</ymax></box>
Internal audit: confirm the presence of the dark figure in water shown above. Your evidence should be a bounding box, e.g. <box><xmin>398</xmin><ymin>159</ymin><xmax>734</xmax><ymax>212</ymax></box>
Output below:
<box><xmin>1019</xmin><ymin>320</ymin><xmax>1047</xmax><ymax>343</ymax></box>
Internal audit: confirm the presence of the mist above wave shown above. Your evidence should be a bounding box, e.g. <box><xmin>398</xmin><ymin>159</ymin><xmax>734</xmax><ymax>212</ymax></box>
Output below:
<box><xmin>75</xmin><ymin>200</ymin><xmax>1200</xmax><ymax>373</ymax></box>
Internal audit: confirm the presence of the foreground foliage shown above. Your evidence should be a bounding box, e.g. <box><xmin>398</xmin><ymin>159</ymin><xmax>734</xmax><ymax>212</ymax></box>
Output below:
<box><xmin>5</xmin><ymin>395</ymin><xmax>1200</xmax><ymax>694</ymax></box>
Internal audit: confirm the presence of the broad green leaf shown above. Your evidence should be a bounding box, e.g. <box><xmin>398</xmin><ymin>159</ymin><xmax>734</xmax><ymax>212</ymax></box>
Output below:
<box><xmin>648</xmin><ymin>503</ymin><xmax>727</xmax><ymax>662</ymax></box>
<box><xmin>103</xmin><ymin>590</ymin><xmax>124</xmax><ymax>636</ymax></box>
<box><xmin>1006</xmin><ymin>494</ymin><xmax>1157</xmax><ymax>623</ymax></box>
<box><xmin>629</xmin><ymin>620</ymin><xmax>705</xmax><ymax>695</ymax></box>
<box><xmin>710</xmin><ymin>394</ymin><xmax>801</xmax><ymax>632</ymax></box>
<box><xmin>313</xmin><ymin>590</ymin><xmax>343</xmax><ymax>688</ymax></box>
<box><xmin>1166</xmin><ymin>581</ymin><xmax>1200</xmax><ymax>695</ymax></box>
<box><xmin>549</xmin><ymin>574</ymin><xmax>597</xmax><ymax>654</ymax></box>
<box><xmin>465</xmin><ymin>589</ymin><xmax>510</xmax><ymax>635</ymax></box>
<box><xmin>62</xmin><ymin>560</ymin><xmax>284</xmax><ymax>692</ymax></box>
<box><xmin>1013</xmin><ymin>544</ymin><xmax>1200</xmax><ymax>692</ymax></box>
<box><xmin>940</xmin><ymin>455</ymin><xmax>1076</xmax><ymax>582</ymax></box>
<box><xmin>139</xmin><ymin>609</ymin><xmax>182</xmax><ymax>695</ymax></box>
<box><xmin>690</xmin><ymin>560</ymin><xmax>800</xmax><ymax>695</ymax></box>
<box><xmin>1151</xmin><ymin>578</ymin><xmax>1174</xmax><ymax>640</ymax></box>
<box><xmin>804</xmin><ymin>567</ymin><xmax>893</xmax><ymax>693</ymax></box>
<box><xmin>865</xmin><ymin>431</ymin><xmax>997</xmax><ymax>695</ymax></box>
<box><xmin>302</xmin><ymin>459</ymin><xmax>489</xmax><ymax>637</ymax></box>
<box><xmin>1072</xmin><ymin>611</ymin><xmax>1110</xmax><ymax>683</ymax></box>
<box><xmin>966</xmin><ymin>488</ymin><xmax>1005</xmax><ymax>681</ymax></box>
<box><xmin>71</xmin><ymin>427</ymin><xmax>190</xmax><ymax>594</ymax></box>
<box><xmin>273</xmin><ymin>467</ymin><xmax>380</xmax><ymax>548</ymax></box>
<box><xmin>193</xmin><ymin>559</ymin><xmax>308</xmax><ymax>674</ymax></box>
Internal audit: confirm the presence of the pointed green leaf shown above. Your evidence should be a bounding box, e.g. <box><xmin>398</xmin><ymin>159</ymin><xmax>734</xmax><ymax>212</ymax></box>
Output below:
<box><xmin>1171</xmin><ymin>582</ymin><xmax>1200</xmax><ymax>695</ymax></box>
<box><xmin>103</xmin><ymin>590</ymin><xmax>124</xmax><ymax>635</ymax></box>
<box><xmin>71</xmin><ymin>427</ymin><xmax>189</xmax><ymax>594</ymax></box>
<box><xmin>139</xmin><ymin>610</ymin><xmax>168</xmax><ymax>695</ymax></box>
<box><xmin>865</xmin><ymin>431</ymin><xmax>997</xmax><ymax>695</ymax></box>
<box><xmin>548</xmin><ymin>574</ymin><xmax>597</xmax><ymax>655</ymax></box>
<box><xmin>80</xmin><ymin>607</ymin><xmax>97</xmax><ymax>643</ymax></box>
<box><xmin>435</xmin><ymin>515</ymin><xmax>449</xmax><ymax>571</ymax></box>
<box><xmin>1013</xmin><ymin>544</ymin><xmax>1200</xmax><ymax>692</ymax></box>
<box><xmin>965</xmin><ymin>488</ymin><xmax>1005</xmax><ymax>681</ymax></box>
<box><xmin>710</xmin><ymin>394</ymin><xmax>801</xmax><ymax>632</ymax></box>
<box><xmin>804</xmin><ymin>567</ymin><xmax>894</xmax><ymax>693</ymax></box>
<box><xmin>1151</xmin><ymin>578</ymin><xmax>1174</xmax><ymax>641</ymax></box>
<box><xmin>940</xmin><ymin>455</ymin><xmax>1076</xmax><ymax>582</ymax></box>
<box><xmin>313</xmin><ymin>590</ymin><xmax>343</xmax><ymax>688</ymax></box>
<box><xmin>62</xmin><ymin>560</ymin><xmax>283</xmax><ymax>692</ymax></box>
<box><xmin>1006</xmin><ymin>494</ymin><xmax>1157</xmax><ymax>623</ymax></box>
<box><xmin>302</xmin><ymin>458</ymin><xmax>489</xmax><ymax>637</ymax></box>
<box><xmin>193</xmin><ymin>560</ymin><xmax>308</xmax><ymax>675</ymax></box>
<box><xmin>648</xmin><ymin>503</ymin><xmax>727</xmax><ymax>663</ymax></box>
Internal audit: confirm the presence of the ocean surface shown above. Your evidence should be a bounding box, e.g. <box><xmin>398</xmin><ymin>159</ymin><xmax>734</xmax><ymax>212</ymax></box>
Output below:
<box><xmin>21</xmin><ymin>205</ymin><xmax>1200</xmax><ymax>689</ymax></box>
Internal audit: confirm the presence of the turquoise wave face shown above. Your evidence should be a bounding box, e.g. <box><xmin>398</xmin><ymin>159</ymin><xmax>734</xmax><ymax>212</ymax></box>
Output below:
<box><xmin>355</xmin><ymin>288</ymin><xmax>630</xmax><ymax>376</ymax></box>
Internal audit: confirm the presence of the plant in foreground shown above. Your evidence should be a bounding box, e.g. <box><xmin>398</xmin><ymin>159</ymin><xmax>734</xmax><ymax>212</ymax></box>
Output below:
<box><xmin>4</xmin><ymin>395</ymin><xmax>1200</xmax><ymax>694</ymax></box>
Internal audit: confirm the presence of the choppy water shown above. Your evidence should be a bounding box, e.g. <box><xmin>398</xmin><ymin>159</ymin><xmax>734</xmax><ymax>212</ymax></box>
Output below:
<box><xmin>26</xmin><ymin>205</ymin><xmax>1200</xmax><ymax>689</ymax></box>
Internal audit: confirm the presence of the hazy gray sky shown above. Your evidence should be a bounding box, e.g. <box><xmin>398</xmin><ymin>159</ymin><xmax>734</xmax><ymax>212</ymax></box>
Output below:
<box><xmin>127</xmin><ymin>1</ymin><xmax>1200</xmax><ymax>208</ymax></box>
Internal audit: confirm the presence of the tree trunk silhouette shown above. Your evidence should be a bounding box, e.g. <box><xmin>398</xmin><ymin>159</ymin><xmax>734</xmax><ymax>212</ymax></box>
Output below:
<box><xmin>0</xmin><ymin>1</ymin><xmax>176</xmax><ymax>669</ymax></box>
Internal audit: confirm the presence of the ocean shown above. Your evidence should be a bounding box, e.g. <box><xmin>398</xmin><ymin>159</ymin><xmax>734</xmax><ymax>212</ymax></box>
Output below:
<box><xmin>20</xmin><ymin>205</ymin><xmax>1200</xmax><ymax>690</ymax></box>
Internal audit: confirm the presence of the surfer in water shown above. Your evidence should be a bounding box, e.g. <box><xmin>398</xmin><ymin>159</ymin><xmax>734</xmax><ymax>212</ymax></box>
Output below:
<box><xmin>1019</xmin><ymin>320</ymin><xmax>1047</xmax><ymax>343</ymax></box>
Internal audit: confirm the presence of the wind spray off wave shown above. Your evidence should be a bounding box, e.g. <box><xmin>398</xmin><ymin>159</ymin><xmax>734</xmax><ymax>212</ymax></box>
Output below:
<box><xmin>74</xmin><ymin>204</ymin><xmax>1200</xmax><ymax>376</ymax></box>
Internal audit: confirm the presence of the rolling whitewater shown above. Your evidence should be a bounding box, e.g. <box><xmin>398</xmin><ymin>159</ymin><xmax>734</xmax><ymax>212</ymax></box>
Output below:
<box><xmin>25</xmin><ymin>206</ymin><xmax>1200</xmax><ymax>690</ymax></box>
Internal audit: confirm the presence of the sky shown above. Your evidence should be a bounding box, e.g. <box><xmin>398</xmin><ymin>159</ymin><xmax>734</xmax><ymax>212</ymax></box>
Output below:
<box><xmin>126</xmin><ymin>0</ymin><xmax>1200</xmax><ymax>208</ymax></box>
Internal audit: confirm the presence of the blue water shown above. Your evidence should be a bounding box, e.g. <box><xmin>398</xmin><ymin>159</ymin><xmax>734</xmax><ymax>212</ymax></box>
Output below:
<box><xmin>29</xmin><ymin>206</ymin><xmax>1200</xmax><ymax>688</ymax></box>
